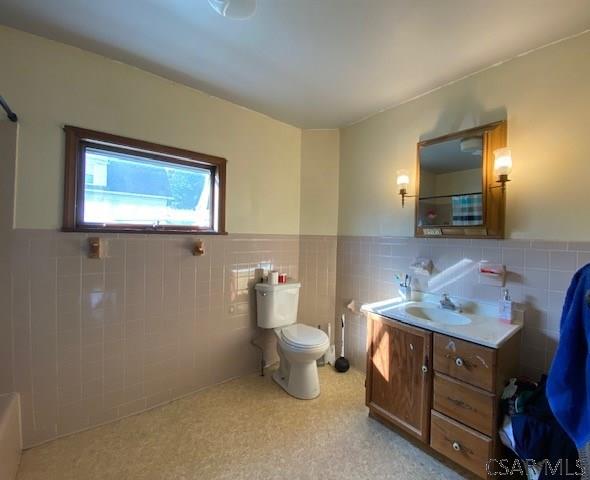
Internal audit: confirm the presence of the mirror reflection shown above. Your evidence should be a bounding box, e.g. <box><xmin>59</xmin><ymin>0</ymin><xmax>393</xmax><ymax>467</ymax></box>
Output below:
<box><xmin>418</xmin><ymin>135</ymin><xmax>483</xmax><ymax>227</ymax></box>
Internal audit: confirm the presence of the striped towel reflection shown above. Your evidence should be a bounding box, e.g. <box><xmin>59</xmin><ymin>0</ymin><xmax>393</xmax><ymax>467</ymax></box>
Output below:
<box><xmin>452</xmin><ymin>193</ymin><xmax>483</xmax><ymax>226</ymax></box>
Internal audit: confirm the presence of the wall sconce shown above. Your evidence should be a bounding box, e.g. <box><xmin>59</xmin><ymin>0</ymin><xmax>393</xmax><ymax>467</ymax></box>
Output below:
<box><xmin>397</xmin><ymin>169</ymin><xmax>414</xmax><ymax>207</ymax></box>
<box><xmin>493</xmin><ymin>147</ymin><xmax>512</xmax><ymax>191</ymax></box>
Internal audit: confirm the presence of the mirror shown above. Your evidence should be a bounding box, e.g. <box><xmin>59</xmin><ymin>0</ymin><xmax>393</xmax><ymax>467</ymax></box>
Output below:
<box><xmin>415</xmin><ymin>121</ymin><xmax>507</xmax><ymax>238</ymax></box>
<box><xmin>418</xmin><ymin>135</ymin><xmax>483</xmax><ymax>228</ymax></box>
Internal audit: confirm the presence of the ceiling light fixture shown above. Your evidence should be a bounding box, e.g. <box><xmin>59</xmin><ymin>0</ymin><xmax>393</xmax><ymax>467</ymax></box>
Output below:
<box><xmin>208</xmin><ymin>0</ymin><xmax>256</xmax><ymax>19</ymax></box>
<box><xmin>459</xmin><ymin>137</ymin><xmax>482</xmax><ymax>155</ymax></box>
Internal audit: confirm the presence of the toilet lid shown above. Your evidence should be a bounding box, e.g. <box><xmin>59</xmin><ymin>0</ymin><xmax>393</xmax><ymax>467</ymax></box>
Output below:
<box><xmin>281</xmin><ymin>324</ymin><xmax>328</xmax><ymax>349</ymax></box>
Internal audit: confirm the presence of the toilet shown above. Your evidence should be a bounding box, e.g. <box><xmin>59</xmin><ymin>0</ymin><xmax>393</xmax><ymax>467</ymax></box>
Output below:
<box><xmin>255</xmin><ymin>282</ymin><xmax>329</xmax><ymax>399</ymax></box>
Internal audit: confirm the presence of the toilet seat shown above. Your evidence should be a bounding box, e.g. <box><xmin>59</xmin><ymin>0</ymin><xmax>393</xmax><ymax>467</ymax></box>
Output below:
<box><xmin>280</xmin><ymin>324</ymin><xmax>329</xmax><ymax>350</ymax></box>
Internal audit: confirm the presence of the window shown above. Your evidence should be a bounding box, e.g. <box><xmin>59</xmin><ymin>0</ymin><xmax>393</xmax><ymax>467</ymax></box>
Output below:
<box><xmin>63</xmin><ymin>126</ymin><xmax>226</xmax><ymax>234</ymax></box>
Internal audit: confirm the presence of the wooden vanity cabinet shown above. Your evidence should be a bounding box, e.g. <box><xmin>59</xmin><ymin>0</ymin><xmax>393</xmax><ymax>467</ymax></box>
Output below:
<box><xmin>366</xmin><ymin>313</ymin><xmax>521</xmax><ymax>479</ymax></box>
<box><xmin>365</xmin><ymin>314</ymin><xmax>433</xmax><ymax>443</ymax></box>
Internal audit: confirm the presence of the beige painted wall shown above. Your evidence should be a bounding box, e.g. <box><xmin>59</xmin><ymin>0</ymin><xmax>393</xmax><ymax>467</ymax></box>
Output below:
<box><xmin>434</xmin><ymin>168</ymin><xmax>482</xmax><ymax>197</ymax></box>
<box><xmin>339</xmin><ymin>32</ymin><xmax>590</xmax><ymax>240</ymax></box>
<box><xmin>4</xmin><ymin>26</ymin><xmax>590</xmax><ymax>240</ymax></box>
<box><xmin>299</xmin><ymin>129</ymin><xmax>339</xmax><ymax>235</ymax></box>
<box><xmin>0</xmin><ymin>26</ymin><xmax>302</xmax><ymax>234</ymax></box>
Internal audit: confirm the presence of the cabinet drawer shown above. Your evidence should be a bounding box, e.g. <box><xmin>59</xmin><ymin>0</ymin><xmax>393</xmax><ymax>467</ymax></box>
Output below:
<box><xmin>433</xmin><ymin>334</ymin><xmax>496</xmax><ymax>392</ymax></box>
<box><xmin>431</xmin><ymin>410</ymin><xmax>492</xmax><ymax>478</ymax></box>
<box><xmin>433</xmin><ymin>373</ymin><xmax>496</xmax><ymax>436</ymax></box>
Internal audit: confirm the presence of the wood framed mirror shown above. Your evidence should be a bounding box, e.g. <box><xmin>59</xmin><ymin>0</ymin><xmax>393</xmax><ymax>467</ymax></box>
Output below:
<box><xmin>414</xmin><ymin>120</ymin><xmax>507</xmax><ymax>239</ymax></box>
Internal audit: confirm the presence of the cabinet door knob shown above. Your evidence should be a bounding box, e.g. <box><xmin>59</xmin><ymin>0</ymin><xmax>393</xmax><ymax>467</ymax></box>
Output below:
<box><xmin>452</xmin><ymin>441</ymin><xmax>461</xmax><ymax>451</ymax></box>
<box><xmin>421</xmin><ymin>365</ymin><xmax>428</xmax><ymax>374</ymax></box>
<box><xmin>455</xmin><ymin>357</ymin><xmax>464</xmax><ymax>367</ymax></box>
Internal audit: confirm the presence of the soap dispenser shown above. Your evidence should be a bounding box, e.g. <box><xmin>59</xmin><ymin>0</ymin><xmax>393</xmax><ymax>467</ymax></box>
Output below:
<box><xmin>499</xmin><ymin>288</ymin><xmax>513</xmax><ymax>324</ymax></box>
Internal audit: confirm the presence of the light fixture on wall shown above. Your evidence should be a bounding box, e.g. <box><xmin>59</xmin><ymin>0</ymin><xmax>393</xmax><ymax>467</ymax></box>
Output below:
<box><xmin>493</xmin><ymin>147</ymin><xmax>512</xmax><ymax>191</ymax></box>
<box><xmin>397</xmin><ymin>169</ymin><xmax>415</xmax><ymax>207</ymax></box>
<box><xmin>459</xmin><ymin>136</ymin><xmax>482</xmax><ymax>155</ymax></box>
<box><xmin>208</xmin><ymin>0</ymin><xmax>256</xmax><ymax>19</ymax></box>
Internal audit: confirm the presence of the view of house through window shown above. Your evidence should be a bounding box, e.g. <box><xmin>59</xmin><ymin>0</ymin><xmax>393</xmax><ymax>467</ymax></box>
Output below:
<box><xmin>63</xmin><ymin>126</ymin><xmax>226</xmax><ymax>234</ymax></box>
<box><xmin>83</xmin><ymin>147</ymin><xmax>212</xmax><ymax>227</ymax></box>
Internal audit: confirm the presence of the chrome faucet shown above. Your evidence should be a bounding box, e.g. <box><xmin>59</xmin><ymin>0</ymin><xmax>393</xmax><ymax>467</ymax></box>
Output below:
<box><xmin>440</xmin><ymin>293</ymin><xmax>459</xmax><ymax>311</ymax></box>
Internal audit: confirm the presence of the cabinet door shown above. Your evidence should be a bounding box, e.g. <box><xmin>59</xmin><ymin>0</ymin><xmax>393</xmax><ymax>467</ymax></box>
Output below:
<box><xmin>366</xmin><ymin>315</ymin><xmax>432</xmax><ymax>443</ymax></box>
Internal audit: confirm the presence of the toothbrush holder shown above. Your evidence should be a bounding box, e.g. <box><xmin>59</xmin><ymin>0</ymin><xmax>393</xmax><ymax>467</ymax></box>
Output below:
<box><xmin>398</xmin><ymin>285</ymin><xmax>412</xmax><ymax>301</ymax></box>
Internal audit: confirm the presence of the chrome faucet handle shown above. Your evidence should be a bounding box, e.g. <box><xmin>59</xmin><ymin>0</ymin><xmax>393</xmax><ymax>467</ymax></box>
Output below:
<box><xmin>440</xmin><ymin>293</ymin><xmax>457</xmax><ymax>311</ymax></box>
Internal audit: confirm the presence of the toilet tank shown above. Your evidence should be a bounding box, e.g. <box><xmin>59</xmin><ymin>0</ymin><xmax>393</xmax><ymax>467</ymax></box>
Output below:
<box><xmin>255</xmin><ymin>282</ymin><xmax>301</xmax><ymax>329</ymax></box>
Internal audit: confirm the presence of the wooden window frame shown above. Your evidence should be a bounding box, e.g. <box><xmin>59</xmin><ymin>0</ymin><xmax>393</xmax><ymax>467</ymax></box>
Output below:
<box><xmin>63</xmin><ymin>126</ymin><xmax>227</xmax><ymax>235</ymax></box>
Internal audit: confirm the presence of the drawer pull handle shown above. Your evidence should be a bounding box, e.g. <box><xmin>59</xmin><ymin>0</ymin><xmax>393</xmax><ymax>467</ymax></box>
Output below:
<box><xmin>447</xmin><ymin>397</ymin><xmax>473</xmax><ymax>410</ymax></box>
<box><xmin>452</xmin><ymin>441</ymin><xmax>461</xmax><ymax>451</ymax></box>
<box><xmin>421</xmin><ymin>365</ymin><xmax>428</xmax><ymax>374</ymax></box>
<box><xmin>455</xmin><ymin>357</ymin><xmax>464</xmax><ymax>367</ymax></box>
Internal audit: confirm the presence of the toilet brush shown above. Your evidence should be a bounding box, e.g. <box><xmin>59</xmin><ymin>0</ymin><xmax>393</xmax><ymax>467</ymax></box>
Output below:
<box><xmin>326</xmin><ymin>322</ymin><xmax>336</xmax><ymax>365</ymax></box>
<box><xmin>335</xmin><ymin>314</ymin><xmax>350</xmax><ymax>373</ymax></box>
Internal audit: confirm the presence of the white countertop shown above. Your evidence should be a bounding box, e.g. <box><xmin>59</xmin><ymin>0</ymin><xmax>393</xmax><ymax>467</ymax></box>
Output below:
<box><xmin>360</xmin><ymin>294</ymin><xmax>523</xmax><ymax>349</ymax></box>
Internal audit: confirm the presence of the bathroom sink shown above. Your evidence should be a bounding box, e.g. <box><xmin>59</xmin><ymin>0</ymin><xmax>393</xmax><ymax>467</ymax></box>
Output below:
<box><xmin>377</xmin><ymin>302</ymin><xmax>472</xmax><ymax>326</ymax></box>
<box><xmin>404</xmin><ymin>304</ymin><xmax>471</xmax><ymax>325</ymax></box>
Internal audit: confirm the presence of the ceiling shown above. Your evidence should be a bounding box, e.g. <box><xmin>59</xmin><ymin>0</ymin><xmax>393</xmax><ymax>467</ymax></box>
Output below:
<box><xmin>1</xmin><ymin>0</ymin><xmax>589</xmax><ymax>128</ymax></box>
<box><xmin>420</xmin><ymin>138</ymin><xmax>482</xmax><ymax>174</ymax></box>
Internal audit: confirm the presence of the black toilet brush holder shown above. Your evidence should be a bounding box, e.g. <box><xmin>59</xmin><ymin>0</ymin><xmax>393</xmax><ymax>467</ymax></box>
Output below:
<box><xmin>335</xmin><ymin>314</ymin><xmax>350</xmax><ymax>373</ymax></box>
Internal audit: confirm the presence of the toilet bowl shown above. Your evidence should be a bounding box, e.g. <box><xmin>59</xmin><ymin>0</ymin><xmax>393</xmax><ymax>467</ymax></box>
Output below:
<box><xmin>254</xmin><ymin>282</ymin><xmax>329</xmax><ymax>400</ymax></box>
<box><xmin>273</xmin><ymin>324</ymin><xmax>329</xmax><ymax>400</ymax></box>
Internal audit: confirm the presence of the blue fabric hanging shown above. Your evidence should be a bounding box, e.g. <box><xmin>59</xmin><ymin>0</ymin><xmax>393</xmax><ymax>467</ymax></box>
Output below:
<box><xmin>547</xmin><ymin>264</ymin><xmax>590</xmax><ymax>449</ymax></box>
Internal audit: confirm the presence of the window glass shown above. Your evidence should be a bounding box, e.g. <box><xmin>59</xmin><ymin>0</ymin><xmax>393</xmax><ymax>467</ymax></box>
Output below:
<box><xmin>83</xmin><ymin>147</ymin><xmax>212</xmax><ymax>228</ymax></box>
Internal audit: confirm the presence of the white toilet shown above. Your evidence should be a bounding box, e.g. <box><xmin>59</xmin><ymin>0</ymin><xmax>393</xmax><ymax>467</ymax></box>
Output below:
<box><xmin>255</xmin><ymin>282</ymin><xmax>329</xmax><ymax>400</ymax></box>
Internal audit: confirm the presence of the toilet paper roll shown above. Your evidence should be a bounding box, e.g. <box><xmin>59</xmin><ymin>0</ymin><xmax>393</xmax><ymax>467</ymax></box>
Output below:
<box><xmin>268</xmin><ymin>271</ymin><xmax>279</xmax><ymax>285</ymax></box>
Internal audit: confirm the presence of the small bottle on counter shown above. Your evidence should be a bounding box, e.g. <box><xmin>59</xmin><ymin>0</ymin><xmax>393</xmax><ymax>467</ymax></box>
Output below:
<box><xmin>498</xmin><ymin>288</ymin><xmax>513</xmax><ymax>324</ymax></box>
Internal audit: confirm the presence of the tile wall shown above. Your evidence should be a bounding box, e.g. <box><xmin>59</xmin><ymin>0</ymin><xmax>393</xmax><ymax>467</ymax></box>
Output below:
<box><xmin>0</xmin><ymin>229</ymin><xmax>340</xmax><ymax>447</ymax></box>
<box><xmin>4</xmin><ymin>229</ymin><xmax>584</xmax><ymax>447</ymax></box>
<box><xmin>2</xmin><ymin>225</ymin><xmax>586</xmax><ymax>449</ymax></box>
<box><xmin>298</xmin><ymin>235</ymin><xmax>337</xmax><ymax>331</ymax></box>
<box><xmin>335</xmin><ymin>236</ymin><xmax>589</xmax><ymax>379</ymax></box>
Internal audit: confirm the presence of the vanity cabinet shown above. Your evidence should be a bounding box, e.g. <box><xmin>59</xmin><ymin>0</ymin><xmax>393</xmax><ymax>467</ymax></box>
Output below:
<box><xmin>366</xmin><ymin>314</ymin><xmax>521</xmax><ymax>479</ymax></box>
<box><xmin>365</xmin><ymin>315</ymin><xmax>432</xmax><ymax>443</ymax></box>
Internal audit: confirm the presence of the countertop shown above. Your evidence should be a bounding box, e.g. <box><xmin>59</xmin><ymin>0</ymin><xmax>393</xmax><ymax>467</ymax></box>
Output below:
<box><xmin>360</xmin><ymin>294</ymin><xmax>523</xmax><ymax>349</ymax></box>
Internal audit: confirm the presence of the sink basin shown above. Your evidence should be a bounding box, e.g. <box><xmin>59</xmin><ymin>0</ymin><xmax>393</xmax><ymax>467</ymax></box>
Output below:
<box><xmin>378</xmin><ymin>302</ymin><xmax>472</xmax><ymax>326</ymax></box>
<box><xmin>404</xmin><ymin>305</ymin><xmax>471</xmax><ymax>325</ymax></box>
